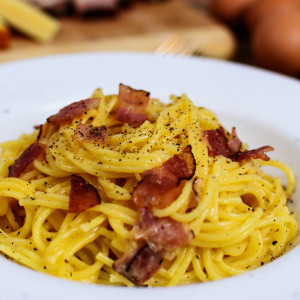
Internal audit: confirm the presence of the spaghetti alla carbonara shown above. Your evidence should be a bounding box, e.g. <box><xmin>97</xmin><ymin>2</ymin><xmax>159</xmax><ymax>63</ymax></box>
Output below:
<box><xmin>0</xmin><ymin>84</ymin><xmax>297</xmax><ymax>286</ymax></box>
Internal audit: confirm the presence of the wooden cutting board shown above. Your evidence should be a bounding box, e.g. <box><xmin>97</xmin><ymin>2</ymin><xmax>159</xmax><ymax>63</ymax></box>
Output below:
<box><xmin>0</xmin><ymin>0</ymin><xmax>236</xmax><ymax>63</ymax></box>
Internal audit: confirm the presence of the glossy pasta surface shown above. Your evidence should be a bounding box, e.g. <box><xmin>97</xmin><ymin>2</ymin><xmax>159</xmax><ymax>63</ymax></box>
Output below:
<box><xmin>0</xmin><ymin>87</ymin><xmax>297</xmax><ymax>286</ymax></box>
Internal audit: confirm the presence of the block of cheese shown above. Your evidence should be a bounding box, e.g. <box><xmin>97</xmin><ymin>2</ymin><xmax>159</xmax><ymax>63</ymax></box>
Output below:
<box><xmin>0</xmin><ymin>0</ymin><xmax>60</xmax><ymax>43</ymax></box>
<box><xmin>0</xmin><ymin>14</ymin><xmax>10</xmax><ymax>48</ymax></box>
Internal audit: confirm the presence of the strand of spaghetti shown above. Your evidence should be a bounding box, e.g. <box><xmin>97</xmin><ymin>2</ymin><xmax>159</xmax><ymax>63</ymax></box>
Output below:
<box><xmin>62</xmin><ymin>148</ymin><xmax>167</xmax><ymax>174</ymax></box>
<box><xmin>0</xmin><ymin>178</ymin><xmax>35</xmax><ymax>199</ymax></box>
<box><xmin>108</xmin><ymin>217</ymin><xmax>131</xmax><ymax>240</ymax></box>
<box><xmin>0</xmin><ymin>88</ymin><xmax>297</xmax><ymax>286</ymax></box>
<box><xmin>261</xmin><ymin>159</ymin><xmax>296</xmax><ymax>198</ymax></box>
<box><xmin>98</xmin><ymin>178</ymin><xmax>131</xmax><ymax>201</ymax></box>
<box><xmin>80</xmin><ymin>214</ymin><xmax>107</xmax><ymax>232</ymax></box>
<box><xmin>187</xmin><ymin>102</ymin><xmax>209</xmax><ymax>181</ymax></box>
<box><xmin>110</xmin><ymin>237</ymin><xmax>127</xmax><ymax>253</ymax></box>
<box><xmin>165</xmin><ymin>247</ymin><xmax>188</xmax><ymax>279</ymax></box>
<box><xmin>109</xmin><ymin>271</ymin><xmax>135</xmax><ymax>286</ymax></box>
<box><xmin>74</xmin><ymin>142</ymin><xmax>171</xmax><ymax>167</ymax></box>
<box><xmin>19</xmin><ymin>193</ymin><xmax>69</xmax><ymax>210</ymax></box>
<box><xmin>0</xmin><ymin>244</ymin><xmax>44</xmax><ymax>272</ymax></box>
<box><xmin>140</xmin><ymin>98</ymin><xmax>188</xmax><ymax>153</ymax></box>
<box><xmin>192</xmin><ymin>254</ymin><xmax>209</xmax><ymax>282</ymax></box>
<box><xmin>226</xmin><ymin>230</ymin><xmax>265</xmax><ymax>268</ymax></box>
<box><xmin>273</xmin><ymin>178</ymin><xmax>290</xmax><ymax>207</ymax></box>
<box><xmin>202</xmin><ymin>248</ymin><xmax>225</xmax><ymax>280</ymax></box>
<box><xmin>168</xmin><ymin>246</ymin><xmax>195</xmax><ymax>286</ymax></box>
<box><xmin>0</xmin><ymin>196</ymin><xmax>9</xmax><ymax>216</ymax></box>
<box><xmin>5</xmin><ymin>205</ymin><xmax>20</xmax><ymax>231</ymax></box>
<box><xmin>218</xmin><ymin>174</ymin><xmax>274</xmax><ymax>190</ymax></box>
<box><xmin>96</xmin><ymin>251</ymin><xmax>114</xmax><ymax>267</ymax></box>
<box><xmin>199</xmin><ymin>219</ymin><xmax>242</xmax><ymax>232</ymax></box>
<box><xmin>157</xmin><ymin>112</ymin><xmax>189</xmax><ymax>145</ymax></box>
<box><xmin>191</xmin><ymin>208</ymin><xmax>263</xmax><ymax>248</ymax></box>
<box><xmin>9</xmin><ymin>206</ymin><xmax>35</xmax><ymax>238</ymax></box>
<box><xmin>189</xmin><ymin>208</ymin><xmax>209</xmax><ymax>235</ymax></box>
<box><xmin>111</xmin><ymin>122</ymin><xmax>155</xmax><ymax>151</ymax></box>
<box><xmin>217</xmin><ymin>210</ymin><xmax>254</xmax><ymax>222</ymax></box>
<box><xmin>45</xmin><ymin>178</ymin><xmax>71</xmax><ymax>194</ymax></box>
<box><xmin>0</xmin><ymin>228</ymin><xmax>34</xmax><ymax>247</ymax></box>
<box><xmin>45</xmin><ymin>226</ymin><xmax>102</xmax><ymax>274</ymax></box>
<box><xmin>195</xmin><ymin>107</ymin><xmax>220</xmax><ymax>130</ymax></box>
<box><xmin>91</xmin><ymin>203</ymin><xmax>138</xmax><ymax>225</ymax></box>
<box><xmin>152</xmin><ymin>180</ymin><xmax>192</xmax><ymax>218</ymax></box>
<box><xmin>32</xmin><ymin>207</ymin><xmax>55</xmax><ymax>252</ymax></box>
<box><xmin>71</xmin><ymin>261</ymin><xmax>103</xmax><ymax>282</ymax></box>
<box><xmin>91</xmin><ymin>92</ymin><xmax>116</xmax><ymax>127</ymax></box>
<box><xmin>171</xmin><ymin>174</ymin><xmax>218</xmax><ymax>223</ymax></box>
<box><xmin>214</xmin><ymin>249</ymin><xmax>244</xmax><ymax>276</ymax></box>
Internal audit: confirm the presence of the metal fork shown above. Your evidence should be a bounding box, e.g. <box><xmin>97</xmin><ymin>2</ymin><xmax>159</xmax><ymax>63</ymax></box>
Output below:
<box><xmin>154</xmin><ymin>33</ymin><xmax>203</xmax><ymax>57</ymax></box>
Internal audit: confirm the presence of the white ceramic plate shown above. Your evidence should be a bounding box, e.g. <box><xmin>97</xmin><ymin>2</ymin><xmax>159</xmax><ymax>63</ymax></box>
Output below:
<box><xmin>0</xmin><ymin>52</ymin><xmax>299</xmax><ymax>300</ymax></box>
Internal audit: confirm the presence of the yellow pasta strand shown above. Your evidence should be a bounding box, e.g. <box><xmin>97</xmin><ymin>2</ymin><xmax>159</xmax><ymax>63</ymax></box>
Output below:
<box><xmin>0</xmin><ymin>87</ymin><xmax>297</xmax><ymax>287</ymax></box>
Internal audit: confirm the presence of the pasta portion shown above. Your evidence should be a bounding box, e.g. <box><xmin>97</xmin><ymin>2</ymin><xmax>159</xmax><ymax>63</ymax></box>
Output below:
<box><xmin>0</xmin><ymin>84</ymin><xmax>297</xmax><ymax>286</ymax></box>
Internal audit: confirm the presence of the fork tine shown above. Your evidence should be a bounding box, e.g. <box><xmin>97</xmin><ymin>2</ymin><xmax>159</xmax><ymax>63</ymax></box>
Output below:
<box><xmin>154</xmin><ymin>32</ymin><xmax>202</xmax><ymax>57</ymax></box>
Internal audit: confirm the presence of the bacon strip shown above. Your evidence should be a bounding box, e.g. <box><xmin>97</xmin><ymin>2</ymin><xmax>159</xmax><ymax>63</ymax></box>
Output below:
<box><xmin>115</xmin><ymin>84</ymin><xmax>150</xmax><ymax>126</ymax></box>
<box><xmin>227</xmin><ymin>127</ymin><xmax>242</xmax><ymax>153</ymax></box>
<box><xmin>69</xmin><ymin>175</ymin><xmax>101</xmax><ymax>213</ymax></box>
<box><xmin>231</xmin><ymin>146</ymin><xmax>274</xmax><ymax>162</ymax></box>
<box><xmin>47</xmin><ymin>98</ymin><xmax>99</xmax><ymax>125</ymax></box>
<box><xmin>72</xmin><ymin>124</ymin><xmax>108</xmax><ymax>143</ymax></box>
<box><xmin>204</xmin><ymin>127</ymin><xmax>273</xmax><ymax>162</ymax></box>
<box><xmin>131</xmin><ymin>147</ymin><xmax>195</xmax><ymax>209</ymax></box>
<box><xmin>9</xmin><ymin>143</ymin><xmax>45</xmax><ymax>178</ymax></box>
<box><xmin>204</xmin><ymin>127</ymin><xmax>235</xmax><ymax>158</ymax></box>
<box><xmin>133</xmin><ymin>208</ymin><xmax>194</xmax><ymax>252</ymax></box>
<box><xmin>112</xmin><ymin>244</ymin><xmax>162</xmax><ymax>286</ymax></box>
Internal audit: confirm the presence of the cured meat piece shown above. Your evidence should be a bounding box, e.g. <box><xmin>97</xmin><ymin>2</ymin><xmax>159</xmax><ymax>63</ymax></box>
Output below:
<box><xmin>47</xmin><ymin>98</ymin><xmax>99</xmax><ymax>125</ymax></box>
<box><xmin>231</xmin><ymin>146</ymin><xmax>274</xmax><ymax>162</ymax></box>
<box><xmin>227</xmin><ymin>127</ymin><xmax>242</xmax><ymax>153</ymax></box>
<box><xmin>133</xmin><ymin>208</ymin><xmax>194</xmax><ymax>252</ymax></box>
<box><xmin>112</xmin><ymin>244</ymin><xmax>162</xmax><ymax>286</ymax></box>
<box><xmin>9</xmin><ymin>143</ymin><xmax>45</xmax><ymax>178</ymax></box>
<box><xmin>72</xmin><ymin>124</ymin><xmax>108</xmax><ymax>143</ymax></box>
<box><xmin>23</xmin><ymin>0</ymin><xmax>119</xmax><ymax>14</ymax></box>
<box><xmin>204</xmin><ymin>127</ymin><xmax>273</xmax><ymax>162</ymax></box>
<box><xmin>73</xmin><ymin>0</ymin><xmax>118</xmax><ymax>14</ymax></box>
<box><xmin>115</xmin><ymin>84</ymin><xmax>150</xmax><ymax>126</ymax></box>
<box><xmin>69</xmin><ymin>175</ymin><xmax>101</xmax><ymax>212</ymax></box>
<box><xmin>131</xmin><ymin>147</ymin><xmax>195</xmax><ymax>209</ymax></box>
<box><xmin>204</xmin><ymin>127</ymin><xmax>233</xmax><ymax>158</ymax></box>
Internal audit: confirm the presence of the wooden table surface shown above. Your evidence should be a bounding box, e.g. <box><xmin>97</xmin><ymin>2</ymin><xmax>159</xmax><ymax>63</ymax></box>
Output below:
<box><xmin>0</xmin><ymin>0</ymin><xmax>236</xmax><ymax>63</ymax></box>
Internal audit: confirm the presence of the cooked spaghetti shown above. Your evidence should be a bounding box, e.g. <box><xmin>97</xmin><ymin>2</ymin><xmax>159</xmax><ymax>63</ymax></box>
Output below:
<box><xmin>0</xmin><ymin>84</ymin><xmax>297</xmax><ymax>286</ymax></box>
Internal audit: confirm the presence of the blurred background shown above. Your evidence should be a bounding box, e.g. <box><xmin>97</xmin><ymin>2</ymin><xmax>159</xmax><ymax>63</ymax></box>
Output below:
<box><xmin>0</xmin><ymin>0</ymin><xmax>300</xmax><ymax>79</ymax></box>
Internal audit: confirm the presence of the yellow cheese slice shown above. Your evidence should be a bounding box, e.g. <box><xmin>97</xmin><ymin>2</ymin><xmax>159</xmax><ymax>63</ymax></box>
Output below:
<box><xmin>0</xmin><ymin>0</ymin><xmax>60</xmax><ymax>43</ymax></box>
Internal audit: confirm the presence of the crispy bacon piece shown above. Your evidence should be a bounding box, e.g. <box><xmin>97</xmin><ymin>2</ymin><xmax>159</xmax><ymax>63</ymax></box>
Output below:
<box><xmin>69</xmin><ymin>175</ymin><xmax>100</xmax><ymax>213</ymax></box>
<box><xmin>112</xmin><ymin>244</ymin><xmax>162</xmax><ymax>286</ymax></box>
<box><xmin>204</xmin><ymin>127</ymin><xmax>273</xmax><ymax>162</ymax></box>
<box><xmin>115</xmin><ymin>84</ymin><xmax>150</xmax><ymax>125</ymax></box>
<box><xmin>73</xmin><ymin>0</ymin><xmax>118</xmax><ymax>14</ymax></box>
<box><xmin>133</xmin><ymin>208</ymin><xmax>194</xmax><ymax>252</ymax></box>
<box><xmin>131</xmin><ymin>147</ymin><xmax>195</xmax><ymax>209</ymax></box>
<box><xmin>231</xmin><ymin>146</ymin><xmax>274</xmax><ymax>162</ymax></box>
<box><xmin>228</xmin><ymin>127</ymin><xmax>242</xmax><ymax>153</ymax></box>
<box><xmin>72</xmin><ymin>124</ymin><xmax>108</xmax><ymax>143</ymax></box>
<box><xmin>47</xmin><ymin>98</ymin><xmax>99</xmax><ymax>125</ymax></box>
<box><xmin>9</xmin><ymin>143</ymin><xmax>45</xmax><ymax>178</ymax></box>
<box><xmin>204</xmin><ymin>127</ymin><xmax>235</xmax><ymax>158</ymax></box>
